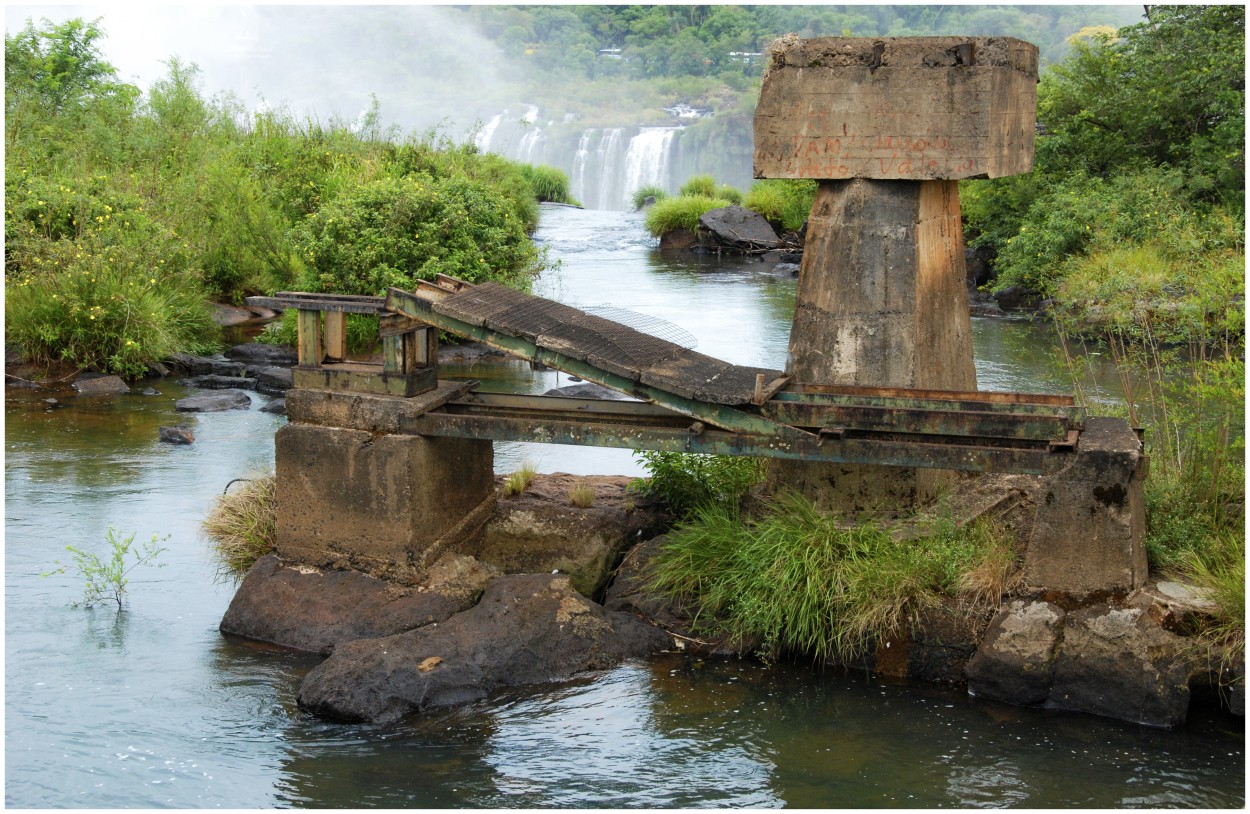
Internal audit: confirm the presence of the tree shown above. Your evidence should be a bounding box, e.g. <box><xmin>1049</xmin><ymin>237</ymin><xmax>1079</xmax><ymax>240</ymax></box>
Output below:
<box><xmin>5</xmin><ymin>17</ymin><xmax>137</xmax><ymax>117</ymax></box>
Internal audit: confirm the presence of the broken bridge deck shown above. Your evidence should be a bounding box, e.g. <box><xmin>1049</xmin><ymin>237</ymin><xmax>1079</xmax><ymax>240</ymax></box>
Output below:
<box><xmin>249</xmin><ymin>276</ymin><xmax>1084</xmax><ymax>475</ymax></box>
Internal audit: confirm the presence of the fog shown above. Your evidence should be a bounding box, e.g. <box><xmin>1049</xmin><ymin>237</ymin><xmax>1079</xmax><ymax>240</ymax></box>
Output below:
<box><xmin>5</xmin><ymin>5</ymin><xmax>520</xmax><ymax>139</ymax></box>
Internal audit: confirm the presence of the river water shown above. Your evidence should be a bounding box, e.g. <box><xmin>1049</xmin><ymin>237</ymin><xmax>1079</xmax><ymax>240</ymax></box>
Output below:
<box><xmin>5</xmin><ymin>206</ymin><xmax>1243</xmax><ymax>808</ymax></box>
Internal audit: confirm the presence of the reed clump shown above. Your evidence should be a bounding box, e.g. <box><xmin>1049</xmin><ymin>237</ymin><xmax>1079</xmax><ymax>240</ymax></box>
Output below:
<box><xmin>645</xmin><ymin>492</ymin><xmax>1015</xmax><ymax>663</ymax></box>
<box><xmin>202</xmin><ymin>473</ymin><xmax>277</xmax><ymax>578</ymax></box>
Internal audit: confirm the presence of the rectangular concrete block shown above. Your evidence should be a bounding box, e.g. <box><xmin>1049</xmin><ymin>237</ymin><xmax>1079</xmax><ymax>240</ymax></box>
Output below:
<box><xmin>1024</xmin><ymin>417</ymin><xmax>1149</xmax><ymax>597</ymax></box>
<box><xmin>755</xmin><ymin>36</ymin><xmax>1038</xmax><ymax>180</ymax></box>
<box><xmin>275</xmin><ymin>423</ymin><xmax>493</xmax><ymax>573</ymax></box>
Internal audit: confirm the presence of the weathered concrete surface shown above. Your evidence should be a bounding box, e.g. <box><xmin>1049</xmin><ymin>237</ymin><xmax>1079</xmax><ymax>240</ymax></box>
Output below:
<box><xmin>768</xmin><ymin>179</ymin><xmax>977</xmax><ymax>514</ymax></box>
<box><xmin>467</xmin><ymin>474</ymin><xmax>667</xmax><ymax>599</ymax></box>
<box><xmin>219</xmin><ymin>553</ymin><xmax>498</xmax><ymax>655</ymax></box>
<box><xmin>274</xmin><ymin>423</ymin><xmax>494</xmax><ymax>581</ymax></box>
<box><xmin>966</xmin><ymin>597</ymin><xmax>1201</xmax><ymax>728</ymax></box>
<box><xmin>284</xmin><ymin>382</ymin><xmax>474</xmax><ymax>435</ymax></box>
<box><xmin>1024</xmin><ymin>416</ymin><xmax>1148</xmax><ymax>597</ymax></box>
<box><xmin>296</xmin><ymin>573</ymin><xmax>671</xmax><ymax>723</ymax></box>
<box><xmin>755</xmin><ymin>36</ymin><xmax>1038</xmax><ymax>181</ymax></box>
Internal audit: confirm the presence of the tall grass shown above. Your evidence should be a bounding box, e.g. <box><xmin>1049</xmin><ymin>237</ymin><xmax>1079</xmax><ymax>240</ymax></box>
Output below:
<box><xmin>643</xmin><ymin>194</ymin><xmax>733</xmax><ymax>237</ymax></box>
<box><xmin>631</xmin><ymin>185</ymin><xmax>669</xmax><ymax>210</ymax></box>
<box><xmin>743</xmin><ymin>179</ymin><xmax>817</xmax><ymax>233</ymax></box>
<box><xmin>202</xmin><ymin>474</ymin><xmax>277</xmax><ymax>578</ymax></box>
<box><xmin>646</xmin><ymin>492</ymin><xmax>1014</xmax><ymax>662</ymax></box>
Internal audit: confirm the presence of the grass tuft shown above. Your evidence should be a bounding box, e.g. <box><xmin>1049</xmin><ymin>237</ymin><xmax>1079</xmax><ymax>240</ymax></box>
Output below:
<box><xmin>568</xmin><ymin>482</ymin><xmax>596</xmax><ymax>508</ymax></box>
<box><xmin>630</xmin><ymin>185</ymin><xmax>668</xmax><ymax>210</ymax></box>
<box><xmin>504</xmin><ymin>460</ymin><xmax>538</xmax><ymax>496</ymax></box>
<box><xmin>643</xmin><ymin>195</ymin><xmax>733</xmax><ymax>238</ymax></box>
<box><xmin>202</xmin><ymin>473</ymin><xmax>276</xmax><ymax>578</ymax></box>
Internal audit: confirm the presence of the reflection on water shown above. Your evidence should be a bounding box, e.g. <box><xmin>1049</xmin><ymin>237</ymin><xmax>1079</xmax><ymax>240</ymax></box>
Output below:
<box><xmin>4</xmin><ymin>204</ymin><xmax>1242</xmax><ymax>809</ymax></box>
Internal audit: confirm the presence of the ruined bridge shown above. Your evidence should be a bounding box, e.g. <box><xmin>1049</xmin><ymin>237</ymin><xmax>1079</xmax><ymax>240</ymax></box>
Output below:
<box><xmin>247</xmin><ymin>35</ymin><xmax>1148</xmax><ymax>600</ymax></box>
<box><xmin>252</xmin><ymin>274</ymin><xmax>1082</xmax><ymax>477</ymax></box>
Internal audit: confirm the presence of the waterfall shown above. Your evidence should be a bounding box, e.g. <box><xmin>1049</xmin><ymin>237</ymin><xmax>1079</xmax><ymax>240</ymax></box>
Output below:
<box><xmin>475</xmin><ymin>113</ymin><xmax>503</xmax><ymax>152</ymax></box>
<box><xmin>621</xmin><ymin>127</ymin><xmax>681</xmax><ymax>208</ymax></box>
<box><xmin>569</xmin><ymin>128</ymin><xmax>627</xmax><ymax>210</ymax></box>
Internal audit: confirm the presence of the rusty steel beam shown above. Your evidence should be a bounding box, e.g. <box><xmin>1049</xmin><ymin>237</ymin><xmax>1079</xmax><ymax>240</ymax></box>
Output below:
<box><xmin>247</xmin><ymin>292</ymin><xmax>389</xmax><ymax>315</ymax></box>
<box><xmin>403</xmin><ymin>406</ymin><xmax>1070</xmax><ymax>475</ymax></box>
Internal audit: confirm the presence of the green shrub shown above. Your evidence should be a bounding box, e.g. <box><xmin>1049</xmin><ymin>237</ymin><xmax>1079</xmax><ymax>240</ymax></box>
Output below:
<box><xmin>743</xmin><ymin>179</ymin><xmax>816</xmax><ymax>233</ymax></box>
<box><xmin>202</xmin><ymin>473</ymin><xmax>276</xmax><ymax>578</ymax></box>
<box><xmin>643</xmin><ymin>194</ymin><xmax>732</xmax><ymax>237</ymax></box>
<box><xmin>292</xmin><ymin>173</ymin><xmax>543</xmax><ymax>298</ymax></box>
<box><xmin>5</xmin><ymin>212</ymin><xmax>218</xmax><ymax>377</ymax></box>
<box><xmin>715</xmin><ymin>184</ymin><xmax>743</xmax><ymax>205</ymax></box>
<box><xmin>631</xmin><ymin>185</ymin><xmax>668</xmax><ymax>210</ymax></box>
<box><xmin>679</xmin><ymin>174</ymin><xmax>717</xmax><ymax>198</ymax></box>
<box><xmin>630</xmin><ymin>451</ymin><xmax>765</xmax><ymax>517</ymax></box>
<box><xmin>646</xmin><ymin>493</ymin><xmax>1013</xmax><ymax>661</ymax></box>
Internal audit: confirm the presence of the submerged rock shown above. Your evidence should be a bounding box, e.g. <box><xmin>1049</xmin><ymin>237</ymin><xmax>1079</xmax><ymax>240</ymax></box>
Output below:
<box><xmin>159</xmin><ymin>425</ymin><xmax>195</xmax><ymax>445</ymax></box>
<box><xmin>296</xmin><ymin>572</ymin><xmax>670</xmax><ymax>723</ymax></box>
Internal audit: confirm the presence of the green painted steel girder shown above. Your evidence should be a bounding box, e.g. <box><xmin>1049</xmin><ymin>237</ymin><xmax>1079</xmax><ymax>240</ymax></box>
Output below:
<box><xmin>385</xmin><ymin>287</ymin><xmax>817</xmax><ymax>444</ymax></box>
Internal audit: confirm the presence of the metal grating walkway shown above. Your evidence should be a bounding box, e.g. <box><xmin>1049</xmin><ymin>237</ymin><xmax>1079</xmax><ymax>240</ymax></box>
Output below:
<box><xmin>428</xmin><ymin>282</ymin><xmax>783</xmax><ymax>406</ymax></box>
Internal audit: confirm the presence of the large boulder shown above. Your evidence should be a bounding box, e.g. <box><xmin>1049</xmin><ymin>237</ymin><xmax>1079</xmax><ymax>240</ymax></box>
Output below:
<box><xmin>220</xmin><ymin>553</ymin><xmax>498</xmax><ymax>655</ymax></box>
<box><xmin>166</xmin><ymin>354</ymin><xmax>247</xmax><ymax>377</ymax></box>
<box><xmin>966</xmin><ymin>600</ymin><xmax>1065</xmax><ymax>706</ymax></box>
<box><xmin>296</xmin><ymin>572</ymin><xmax>671</xmax><ymax>723</ymax></box>
<box><xmin>697</xmin><ymin>206</ymin><xmax>780</xmax><ymax>251</ymax></box>
<box><xmin>252</xmin><ymin>366</ymin><xmax>294</xmax><ymax>396</ymax></box>
<box><xmin>464</xmin><ymin>474</ymin><xmax>666</xmax><ymax>598</ymax></box>
<box><xmin>71</xmin><ymin>374</ymin><xmax>129</xmax><ymax>395</ymax></box>
<box><xmin>180</xmin><ymin>374</ymin><xmax>256</xmax><ymax>390</ymax></box>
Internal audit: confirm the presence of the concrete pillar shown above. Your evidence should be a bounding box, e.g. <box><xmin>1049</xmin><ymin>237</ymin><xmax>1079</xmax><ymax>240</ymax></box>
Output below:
<box><xmin>753</xmin><ymin>35</ymin><xmax>1038</xmax><ymax>515</ymax></box>
<box><xmin>275</xmin><ymin>386</ymin><xmax>495</xmax><ymax>582</ymax></box>
<box><xmin>771</xmin><ymin>178</ymin><xmax>977</xmax><ymax>512</ymax></box>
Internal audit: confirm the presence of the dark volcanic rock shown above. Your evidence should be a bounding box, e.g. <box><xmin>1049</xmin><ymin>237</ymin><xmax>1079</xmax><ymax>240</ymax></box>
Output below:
<box><xmin>180</xmin><ymin>374</ymin><xmax>256</xmax><ymax>390</ymax></box>
<box><xmin>260</xmin><ymin>398</ymin><xmax>286</xmax><ymax>415</ymax></box>
<box><xmin>224</xmin><ymin>343</ymin><xmax>298</xmax><ymax>366</ymax></box>
<box><xmin>296</xmin><ymin>572</ymin><xmax>670</xmax><ymax>723</ymax></box>
<box><xmin>470</xmin><ymin>474</ymin><xmax>667</xmax><ymax>598</ymax></box>
<box><xmin>697</xmin><ymin>205</ymin><xmax>780</xmax><ymax>250</ymax></box>
<box><xmin>252</xmin><ymin>366</ymin><xmax>293</xmax><ymax>396</ymax></box>
<box><xmin>159</xmin><ymin>425</ymin><xmax>195</xmax><ymax>445</ymax></box>
<box><xmin>966</xmin><ymin>600</ymin><xmax>1065</xmax><ymax>706</ymax></box>
<box><xmin>659</xmin><ymin>227</ymin><xmax>699</xmax><ymax>250</ymax></box>
<box><xmin>175</xmin><ymin>390</ymin><xmax>252</xmax><ymax>412</ymax></box>
<box><xmin>220</xmin><ymin>553</ymin><xmax>498</xmax><ymax>655</ymax></box>
<box><xmin>993</xmin><ymin>285</ymin><xmax>1044</xmax><ymax>312</ymax></box>
<box><xmin>166</xmin><ymin>354</ymin><xmax>247</xmax><ymax>377</ymax></box>
<box><xmin>72</xmin><ymin>374</ymin><xmax>129</xmax><ymax>395</ymax></box>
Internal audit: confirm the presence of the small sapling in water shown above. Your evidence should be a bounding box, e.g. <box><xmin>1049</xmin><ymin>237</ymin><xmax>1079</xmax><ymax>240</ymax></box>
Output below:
<box><xmin>44</xmin><ymin>527</ymin><xmax>169</xmax><ymax>609</ymax></box>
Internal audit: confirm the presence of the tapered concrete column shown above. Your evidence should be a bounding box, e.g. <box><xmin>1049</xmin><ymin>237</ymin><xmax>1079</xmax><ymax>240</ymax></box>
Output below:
<box><xmin>754</xmin><ymin>35</ymin><xmax>1038</xmax><ymax>514</ymax></box>
<box><xmin>771</xmin><ymin>178</ymin><xmax>977</xmax><ymax>513</ymax></box>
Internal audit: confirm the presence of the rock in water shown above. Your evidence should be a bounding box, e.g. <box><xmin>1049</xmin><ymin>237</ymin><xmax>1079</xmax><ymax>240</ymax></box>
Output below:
<box><xmin>159</xmin><ymin>425</ymin><xmax>195</xmax><ymax>445</ymax></box>
<box><xmin>71</xmin><ymin>374</ymin><xmax>129</xmax><ymax>395</ymax></box>
<box><xmin>296</xmin><ymin>573</ymin><xmax>670</xmax><ymax>723</ymax></box>
<box><xmin>697</xmin><ymin>205</ymin><xmax>780</xmax><ymax>250</ymax></box>
<box><xmin>175</xmin><ymin>391</ymin><xmax>252</xmax><ymax>412</ymax></box>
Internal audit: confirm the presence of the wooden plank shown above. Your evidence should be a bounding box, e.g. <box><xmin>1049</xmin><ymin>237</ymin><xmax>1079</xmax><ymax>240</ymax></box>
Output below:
<box><xmin>249</xmin><ymin>293</ymin><xmax>387</xmax><ymax>314</ymax></box>
<box><xmin>382</xmin><ymin>334</ymin><xmax>405</xmax><ymax>375</ymax></box>
<box><xmin>322</xmin><ymin>311</ymin><xmax>347</xmax><ymax>362</ymax></box>
<box><xmin>297</xmin><ymin>309</ymin><xmax>322</xmax><ymax>367</ymax></box>
<box><xmin>378</xmin><ymin>313</ymin><xmax>429</xmax><ymax>337</ymax></box>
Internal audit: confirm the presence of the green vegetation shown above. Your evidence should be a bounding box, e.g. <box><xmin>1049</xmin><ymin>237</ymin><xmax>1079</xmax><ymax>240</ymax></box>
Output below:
<box><xmin>964</xmin><ymin>5</ymin><xmax>1244</xmax><ymax>329</ymax></box>
<box><xmin>643</xmin><ymin>194</ymin><xmax>733</xmax><ymax>237</ymax></box>
<box><xmin>6</xmin><ymin>18</ymin><xmax>554</xmax><ymax>377</ymax></box>
<box><xmin>630</xmin><ymin>185</ymin><xmax>669</xmax><ymax>210</ymax></box>
<box><xmin>45</xmin><ymin>528</ymin><xmax>169</xmax><ymax>609</ymax></box>
<box><xmin>743</xmin><ymin>179</ymin><xmax>818</xmax><ymax>233</ymax></box>
<box><xmin>568</xmin><ymin>482</ymin><xmax>596</xmax><ymax>509</ymax></box>
<box><xmin>630</xmin><ymin>451</ymin><xmax>765</xmax><ymax>518</ymax></box>
<box><xmin>504</xmin><ymin>460</ymin><xmax>538</xmax><ymax>496</ymax></box>
<box><xmin>646</xmin><ymin>493</ymin><xmax>1015</xmax><ymax>662</ymax></box>
<box><xmin>678</xmin><ymin>174</ymin><xmax>718</xmax><ymax>198</ymax></box>
<box><xmin>202</xmin><ymin>474</ymin><xmax>277</xmax><ymax>578</ymax></box>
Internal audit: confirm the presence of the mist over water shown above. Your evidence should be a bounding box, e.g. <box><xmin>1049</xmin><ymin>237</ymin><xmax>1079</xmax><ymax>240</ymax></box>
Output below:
<box><xmin>4</xmin><ymin>5</ymin><xmax>515</xmax><ymax>139</ymax></box>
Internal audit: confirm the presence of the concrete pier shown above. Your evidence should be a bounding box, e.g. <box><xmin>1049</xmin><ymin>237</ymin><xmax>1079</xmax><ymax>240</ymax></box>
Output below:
<box><xmin>755</xmin><ymin>36</ymin><xmax>1038</xmax><ymax>513</ymax></box>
